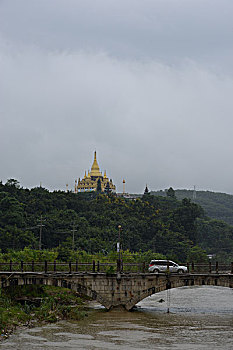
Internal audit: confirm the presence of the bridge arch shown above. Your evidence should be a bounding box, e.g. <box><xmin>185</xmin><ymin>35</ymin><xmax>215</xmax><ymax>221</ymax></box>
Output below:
<box><xmin>1</xmin><ymin>275</ymin><xmax>114</xmax><ymax>310</ymax></box>
<box><xmin>69</xmin><ymin>281</ymin><xmax>112</xmax><ymax>310</ymax></box>
<box><xmin>125</xmin><ymin>274</ymin><xmax>233</xmax><ymax>310</ymax></box>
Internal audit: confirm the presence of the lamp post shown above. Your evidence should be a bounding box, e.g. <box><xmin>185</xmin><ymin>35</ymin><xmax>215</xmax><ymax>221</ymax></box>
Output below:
<box><xmin>117</xmin><ymin>225</ymin><xmax>122</xmax><ymax>272</ymax></box>
<box><xmin>118</xmin><ymin>225</ymin><xmax>122</xmax><ymax>256</ymax></box>
<box><xmin>207</xmin><ymin>254</ymin><xmax>213</xmax><ymax>273</ymax></box>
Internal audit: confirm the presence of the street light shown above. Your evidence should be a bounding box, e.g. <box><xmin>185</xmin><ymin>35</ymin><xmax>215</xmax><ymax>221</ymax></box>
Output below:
<box><xmin>117</xmin><ymin>225</ymin><xmax>122</xmax><ymax>272</ymax></box>
<box><xmin>118</xmin><ymin>225</ymin><xmax>122</xmax><ymax>255</ymax></box>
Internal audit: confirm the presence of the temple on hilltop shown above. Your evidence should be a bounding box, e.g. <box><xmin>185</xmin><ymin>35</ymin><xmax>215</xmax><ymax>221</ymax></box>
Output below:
<box><xmin>75</xmin><ymin>151</ymin><xmax>116</xmax><ymax>193</ymax></box>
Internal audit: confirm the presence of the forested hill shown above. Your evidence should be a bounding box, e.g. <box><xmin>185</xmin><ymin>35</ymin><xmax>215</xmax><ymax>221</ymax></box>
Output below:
<box><xmin>1</xmin><ymin>179</ymin><xmax>233</xmax><ymax>262</ymax></box>
<box><xmin>151</xmin><ymin>189</ymin><xmax>233</xmax><ymax>226</ymax></box>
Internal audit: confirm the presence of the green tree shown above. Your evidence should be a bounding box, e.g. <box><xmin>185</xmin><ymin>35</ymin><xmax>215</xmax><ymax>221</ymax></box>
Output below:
<box><xmin>166</xmin><ymin>187</ymin><xmax>176</xmax><ymax>198</ymax></box>
<box><xmin>96</xmin><ymin>179</ymin><xmax>102</xmax><ymax>193</ymax></box>
<box><xmin>171</xmin><ymin>198</ymin><xmax>203</xmax><ymax>244</ymax></box>
<box><xmin>187</xmin><ymin>245</ymin><xmax>208</xmax><ymax>263</ymax></box>
<box><xmin>0</xmin><ymin>195</ymin><xmax>24</xmax><ymax>227</ymax></box>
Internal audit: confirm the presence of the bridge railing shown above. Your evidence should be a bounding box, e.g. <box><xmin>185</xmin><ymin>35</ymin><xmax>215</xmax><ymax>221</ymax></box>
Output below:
<box><xmin>0</xmin><ymin>261</ymin><xmax>232</xmax><ymax>274</ymax></box>
<box><xmin>0</xmin><ymin>261</ymin><xmax>100</xmax><ymax>273</ymax></box>
<box><xmin>186</xmin><ymin>262</ymin><xmax>233</xmax><ymax>274</ymax></box>
<box><xmin>0</xmin><ymin>260</ymin><xmax>146</xmax><ymax>273</ymax></box>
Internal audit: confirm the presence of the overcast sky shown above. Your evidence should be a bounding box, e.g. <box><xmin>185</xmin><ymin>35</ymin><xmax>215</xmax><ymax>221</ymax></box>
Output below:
<box><xmin>1</xmin><ymin>0</ymin><xmax>233</xmax><ymax>194</ymax></box>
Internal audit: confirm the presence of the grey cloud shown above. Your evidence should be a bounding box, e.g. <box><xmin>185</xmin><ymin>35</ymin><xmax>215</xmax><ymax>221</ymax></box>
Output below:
<box><xmin>1</xmin><ymin>1</ymin><xmax>233</xmax><ymax>69</ymax></box>
<box><xmin>1</xmin><ymin>45</ymin><xmax>233</xmax><ymax>193</ymax></box>
<box><xmin>1</xmin><ymin>1</ymin><xmax>233</xmax><ymax>194</ymax></box>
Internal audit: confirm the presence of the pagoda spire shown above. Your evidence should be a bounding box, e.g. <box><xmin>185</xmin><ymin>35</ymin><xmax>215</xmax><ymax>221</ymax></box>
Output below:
<box><xmin>90</xmin><ymin>150</ymin><xmax>102</xmax><ymax>177</ymax></box>
<box><xmin>76</xmin><ymin>151</ymin><xmax>116</xmax><ymax>193</ymax></box>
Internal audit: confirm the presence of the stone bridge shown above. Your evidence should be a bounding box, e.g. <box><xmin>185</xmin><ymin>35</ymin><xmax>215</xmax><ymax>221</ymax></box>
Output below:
<box><xmin>1</xmin><ymin>271</ymin><xmax>233</xmax><ymax>310</ymax></box>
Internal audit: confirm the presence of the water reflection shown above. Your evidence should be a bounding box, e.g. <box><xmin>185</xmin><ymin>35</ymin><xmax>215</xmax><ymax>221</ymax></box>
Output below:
<box><xmin>2</xmin><ymin>286</ymin><xmax>233</xmax><ymax>350</ymax></box>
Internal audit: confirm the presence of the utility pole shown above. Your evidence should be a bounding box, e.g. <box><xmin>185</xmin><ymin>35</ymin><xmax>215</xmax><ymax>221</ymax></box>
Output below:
<box><xmin>38</xmin><ymin>215</ymin><xmax>45</xmax><ymax>250</ymax></box>
<box><xmin>57</xmin><ymin>222</ymin><xmax>78</xmax><ymax>250</ymax></box>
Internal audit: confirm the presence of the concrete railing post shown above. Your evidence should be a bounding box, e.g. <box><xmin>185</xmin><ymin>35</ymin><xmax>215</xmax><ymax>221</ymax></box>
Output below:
<box><xmin>44</xmin><ymin>260</ymin><xmax>47</xmax><ymax>273</ymax></box>
<box><xmin>117</xmin><ymin>259</ymin><xmax>121</xmax><ymax>273</ymax></box>
<box><xmin>75</xmin><ymin>260</ymin><xmax>78</xmax><ymax>272</ymax></box>
<box><xmin>166</xmin><ymin>260</ymin><xmax>170</xmax><ymax>273</ymax></box>
<box><xmin>92</xmin><ymin>260</ymin><xmax>95</xmax><ymax>273</ymax></box>
<box><xmin>69</xmin><ymin>261</ymin><xmax>72</xmax><ymax>274</ymax></box>
<box><xmin>142</xmin><ymin>261</ymin><xmax>146</xmax><ymax>273</ymax></box>
<box><xmin>209</xmin><ymin>261</ymin><xmax>212</xmax><ymax>273</ymax></box>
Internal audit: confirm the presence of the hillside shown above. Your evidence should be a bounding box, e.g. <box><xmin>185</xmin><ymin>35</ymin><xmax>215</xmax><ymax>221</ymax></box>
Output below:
<box><xmin>0</xmin><ymin>179</ymin><xmax>204</xmax><ymax>262</ymax></box>
<box><xmin>1</xmin><ymin>180</ymin><xmax>233</xmax><ymax>262</ymax></box>
<box><xmin>151</xmin><ymin>189</ymin><xmax>233</xmax><ymax>226</ymax></box>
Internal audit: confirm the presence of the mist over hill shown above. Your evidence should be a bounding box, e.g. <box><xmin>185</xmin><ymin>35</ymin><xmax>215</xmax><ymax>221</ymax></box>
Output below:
<box><xmin>151</xmin><ymin>189</ymin><xmax>233</xmax><ymax>226</ymax></box>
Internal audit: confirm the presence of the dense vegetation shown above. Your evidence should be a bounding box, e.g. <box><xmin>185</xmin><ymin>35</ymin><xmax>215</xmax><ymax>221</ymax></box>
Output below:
<box><xmin>0</xmin><ymin>179</ymin><xmax>233</xmax><ymax>263</ymax></box>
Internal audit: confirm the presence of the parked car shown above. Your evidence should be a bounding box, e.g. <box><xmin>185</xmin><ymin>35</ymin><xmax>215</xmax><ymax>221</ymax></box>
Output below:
<box><xmin>148</xmin><ymin>260</ymin><xmax>188</xmax><ymax>273</ymax></box>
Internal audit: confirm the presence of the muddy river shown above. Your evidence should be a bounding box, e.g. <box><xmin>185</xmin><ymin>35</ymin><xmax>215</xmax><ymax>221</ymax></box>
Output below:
<box><xmin>2</xmin><ymin>286</ymin><xmax>233</xmax><ymax>349</ymax></box>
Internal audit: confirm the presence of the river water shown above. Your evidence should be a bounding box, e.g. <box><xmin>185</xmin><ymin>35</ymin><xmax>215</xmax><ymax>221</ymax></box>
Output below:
<box><xmin>2</xmin><ymin>286</ymin><xmax>233</xmax><ymax>349</ymax></box>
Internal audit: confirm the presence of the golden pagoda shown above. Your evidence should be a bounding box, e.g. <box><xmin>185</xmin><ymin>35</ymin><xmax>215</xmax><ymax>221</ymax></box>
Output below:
<box><xmin>76</xmin><ymin>151</ymin><xmax>116</xmax><ymax>193</ymax></box>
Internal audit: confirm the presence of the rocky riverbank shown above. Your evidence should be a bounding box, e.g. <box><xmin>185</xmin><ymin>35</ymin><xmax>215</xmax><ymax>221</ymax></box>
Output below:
<box><xmin>0</xmin><ymin>285</ymin><xmax>90</xmax><ymax>341</ymax></box>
